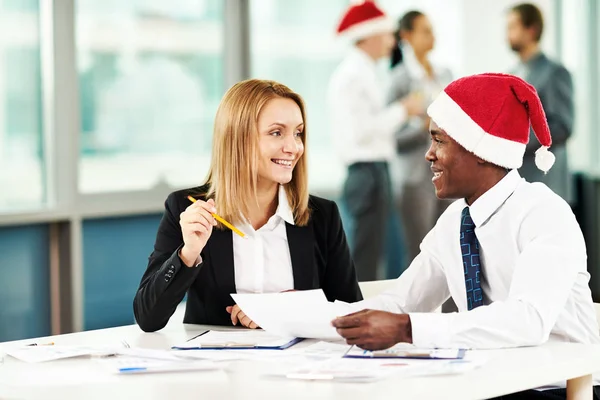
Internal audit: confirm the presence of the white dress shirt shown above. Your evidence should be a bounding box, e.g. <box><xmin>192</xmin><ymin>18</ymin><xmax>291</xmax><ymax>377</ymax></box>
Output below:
<box><xmin>328</xmin><ymin>47</ymin><xmax>407</xmax><ymax>166</ymax></box>
<box><xmin>233</xmin><ymin>185</ymin><xmax>295</xmax><ymax>294</ymax></box>
<box><xmin>358</xmin><ymin>170</ymin><xmax>600</xmax><ymax>349</ymax></box>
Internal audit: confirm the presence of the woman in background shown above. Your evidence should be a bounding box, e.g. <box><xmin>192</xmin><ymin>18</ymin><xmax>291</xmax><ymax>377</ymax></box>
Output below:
<box><xmin>387</xmin><ymin>11</ymin><xmax>454</xmax><ymax>271</ymax></box>
<box><xmin>133</xmin><ymin>79</ymin><xmax>362</xmax><ymax>332</ymax></box>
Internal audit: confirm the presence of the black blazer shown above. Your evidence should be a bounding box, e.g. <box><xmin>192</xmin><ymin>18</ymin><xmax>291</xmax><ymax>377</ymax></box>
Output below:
<box><xmin>133</xmin><ymin>187</ymin><xmax>363</xmax><ymax>332</ymax></box>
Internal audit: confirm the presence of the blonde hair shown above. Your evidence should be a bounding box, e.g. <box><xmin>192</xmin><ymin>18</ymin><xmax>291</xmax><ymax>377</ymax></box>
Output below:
<box><xmin>202</xmin><ymin>79</ymin><xmax>310</xmax><ymax>227</ymax></box>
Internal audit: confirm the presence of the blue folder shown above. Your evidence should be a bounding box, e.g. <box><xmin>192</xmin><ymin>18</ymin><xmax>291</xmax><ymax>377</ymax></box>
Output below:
<box><xmin>171</xmin><ymin>331</ymin><xmax>303</xmax><ymax>350</ymax></box>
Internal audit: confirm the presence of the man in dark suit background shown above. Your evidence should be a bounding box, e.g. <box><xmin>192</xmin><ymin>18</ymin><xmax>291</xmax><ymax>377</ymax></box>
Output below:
<box><xmin>507</xmin><ymin>3</ymin><xmax>574</xmax><ymax>203</ymax></box>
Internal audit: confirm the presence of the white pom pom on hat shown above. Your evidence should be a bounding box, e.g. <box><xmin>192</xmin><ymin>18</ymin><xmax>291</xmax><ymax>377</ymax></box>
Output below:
<box><xmin>535</xmin><ymin>146</ymin><xmax>556</xmax><ymax>173</ymax></box>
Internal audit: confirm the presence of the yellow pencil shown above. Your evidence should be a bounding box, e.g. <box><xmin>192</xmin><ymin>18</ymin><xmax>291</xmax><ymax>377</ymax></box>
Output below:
<box><xmin>187</xmin><ymin>196</ymin><xmax>246</xmax><ymax>238</ymax></box>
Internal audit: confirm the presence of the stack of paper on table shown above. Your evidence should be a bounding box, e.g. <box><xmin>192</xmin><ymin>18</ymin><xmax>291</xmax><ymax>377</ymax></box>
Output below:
<box><xmin>231</xmin><ymin>289</ymin><xmax>353</xmax><ymax>340</ymax></box>
<box><xmin>3</xmin><ymin>343</ymin><xmax>207</xmax><ymax>364</ymax></box>
<box><xmin>97</xmin><ymin>356</ymin><xmax>219</xmax><ymax>375</ymax></box>
<box><xmin>344</xmin><ymin>344</ymin><xmax>466</xmax><ymax>359</ymax></box>
<box><xmin>173</xmin><ymin>341</ymin><xmax>352</xmax><ymax>364</ymax></box>
<box><xmin>274</xmin><ymin>357</ymin><xmax>398</xmax><ymax>382</ymax></box>
<box><xmin>2</xmin><ymin>344</ymin><xmax>124</xmax><ymax>363</ymax></box>
<box><xmin>273</xmin><ymin>353</ymin><xmax>483</xmax><ymax>382</ymax></box>
<box><xmin>172</xmin><ymin>330</ymin><xmax>301</xmax><ymax>350</ymax></box>
<box><xmin>3</xmin><ymin>343</ymin><xmax>223</xmax><ymax>375</ymax></box>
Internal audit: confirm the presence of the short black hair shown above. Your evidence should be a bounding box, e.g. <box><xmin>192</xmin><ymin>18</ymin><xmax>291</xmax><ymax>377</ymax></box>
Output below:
<box><xmin>511</xmin><ymin>3</ymin><xmax>544</xmax><ymax>42</ymax></box>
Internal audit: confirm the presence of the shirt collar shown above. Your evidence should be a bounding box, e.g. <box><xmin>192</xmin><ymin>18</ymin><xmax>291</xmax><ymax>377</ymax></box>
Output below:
<box><xmin>401</xmin><ymin>43</ymin><xmax>426</xmax><ymax>79</ymax></box>
<box><xmin>275</xmin><ymin>185</ymin><xmax>295</xmax><ymax>225</ymax></box>
<box><xmin>400</xmin><ymin>42</ymin><xmax>442</xmax><ymax>79</ymax></box>
<box><xmin>464</xmin><ymin>169</ymin><xmax>523</xmax><ymax>227</ymax></box>
<box><xmin>519</xmin><ymin>51</ymin><xmax>545</xmax><ymax>69</ymax></box>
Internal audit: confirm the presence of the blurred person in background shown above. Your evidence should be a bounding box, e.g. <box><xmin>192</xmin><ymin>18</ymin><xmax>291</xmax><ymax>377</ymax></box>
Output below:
<box><xmin>386</xmin><ymin>10</ymin><xmax>454</xmax><ymax>273</ymax></box>
<box><xmin>507</xmin><ymin>3</ymin><xmax>574</xmax><ymax>204</ymax></box>
<box><xmin>328</xmin><ymin>1</ymin><xmax>423</xmax><ymax>282</ymax></box>
<box><xmin>134</xmin><ymin>79</ymin><xmax>362</xmax><ymax>332</ymax></box>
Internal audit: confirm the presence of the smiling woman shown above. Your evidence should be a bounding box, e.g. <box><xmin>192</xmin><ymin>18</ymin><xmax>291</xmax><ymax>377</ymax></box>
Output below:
<box><xmin>205</xmin><ymin>80</ymin><xmax>309</xmax><ymax>228</ymax></box>
<box><xmin>133</xmin><ymin>79</ymin><xmax>363</xmax><ymax>333</ymax></box>
<box><xmin>257</xmin><ymin>98</ymin><xmax>305</xmax><ymax>203</ymax></box>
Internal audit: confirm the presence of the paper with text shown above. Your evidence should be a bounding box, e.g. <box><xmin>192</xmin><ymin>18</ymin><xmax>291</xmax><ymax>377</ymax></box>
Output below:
<box><xmin>98</xmin><ymin>356</ymin><xmax>219</xmax><ymax>374</ymax></box>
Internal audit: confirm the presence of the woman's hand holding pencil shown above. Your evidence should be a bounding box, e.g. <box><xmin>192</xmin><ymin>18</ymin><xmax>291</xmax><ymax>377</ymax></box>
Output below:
<box><xmin>180</xmin><ymin>195</ymin><xmax>246</xmax><ymax>267</ymax></box>
<box><xmin>178</xmin><ymin>197</ymin><xmax>218</xmax><ymax>267</ymax></box>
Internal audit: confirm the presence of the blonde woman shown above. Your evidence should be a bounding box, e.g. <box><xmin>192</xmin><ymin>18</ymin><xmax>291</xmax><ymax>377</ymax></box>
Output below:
<box><xmin>134</xmin><ymin>79</ymin><xmax>362</xmax><ymax>332</ymax></box>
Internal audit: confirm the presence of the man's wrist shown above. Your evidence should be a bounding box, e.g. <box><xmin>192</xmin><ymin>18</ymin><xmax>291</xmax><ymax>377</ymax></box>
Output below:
<box><xmin>397</xmin><ymin>314</ymin><xmax>413</xmax><ymax>344</ymax></box>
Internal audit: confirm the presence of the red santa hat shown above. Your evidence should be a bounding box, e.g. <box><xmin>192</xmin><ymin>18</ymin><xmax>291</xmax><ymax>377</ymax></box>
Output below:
<box><xmin>335</xmin><ymin>1</ymin><xmax>395</xmax><ymax>41</ymax></box>
<box><xmin>427</xmin><ymin>73</ymin><xmax>555</xmax><ymax>172</ymax></box>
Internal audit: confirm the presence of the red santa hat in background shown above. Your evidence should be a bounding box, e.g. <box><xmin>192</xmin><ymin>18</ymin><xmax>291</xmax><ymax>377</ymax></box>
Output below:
<box><xmin>335</xmin><ymin>1</ymin><xmax>395</xmax><ymax>41</ymax></box>
<box><xmin>427</xmin><ymin>72</ymin><xmax>555</xmax><ymax>173</ymax></box>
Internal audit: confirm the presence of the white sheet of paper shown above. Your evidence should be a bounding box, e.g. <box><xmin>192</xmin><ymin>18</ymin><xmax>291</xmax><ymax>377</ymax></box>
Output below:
<box><xmin>272</xmin><ymin>356</ymin><xmax>483</xmax><ymax>382</ymax></box>
<box><xmin>269</xmin><ymin>357</ymin><xmax>397</xmax><ymax>382</ymax></box>
<box><xmin>116</xmin><ymin>347</ymin><xmax>184</xmax><ymax>361</ymax></box>
<box><xmin>172</xmin><ymin>350</ymin><xmax>250</xmax><ymax>362</ymax></box>
<box><xmin>345</xmin><ymin>344</ymin><xmax>465</xmax><ymax>359</ymax></box>
<box><xmin>231</xmin><ymin>289</ymin><xmax>353</xmax><ymax>340</ymax></box>
<box><xmin>3</xmin><ymin>345</ymin><xmax>121</xmax><ymax>363</ymax></box>
<box><xmin>173</xmin><ymin>330</ymin><xmax>296</xmax><ymax>349</ymax></box>
<box><xmin>98</xmin><ymin>356</ymin><xmax>219</xmax><ymax>374</ymax></box>
<box><xmin>299</xmin><ymin>341</ymin><xmax>352</xmax><ymax>357</ymax></box>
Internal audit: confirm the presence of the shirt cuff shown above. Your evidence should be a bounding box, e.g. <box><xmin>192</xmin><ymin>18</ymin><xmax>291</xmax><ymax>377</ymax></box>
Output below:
<box><xmin>177</xmin><ymin>247</ymin><xmax>203</xmax><ymax>268</ymax></box>
<box><xmin>409</xmin><ymin>312</ymin><xmax>452</xmax><ymax>348</ymax></box>
<box><xmin>193</xmin><ymin>254</ymin><xmax>203</xmax><ymax>267</ymax></box>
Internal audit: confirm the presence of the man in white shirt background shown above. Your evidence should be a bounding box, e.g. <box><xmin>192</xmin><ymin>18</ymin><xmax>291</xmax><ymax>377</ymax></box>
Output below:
<box><xmin>507</xmin><ymin>3</ymin><xmax>574</xmax><ymax>205</ymax></box>
<box><xmin>333</xmin><ymin>73</ymin><xmax>600</xmax><ymax>399</ymax></box>
<box><xmin>328</xmin><ymin>1</ymin><xmax>422</xmax><ymax>281</ymax></box>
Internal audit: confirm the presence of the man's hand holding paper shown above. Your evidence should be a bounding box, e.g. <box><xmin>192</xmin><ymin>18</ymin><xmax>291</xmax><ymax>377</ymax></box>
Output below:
<box><xmin>332</xmin><ymin>310</ymin><xmax>413</xmax><ymax>351</ymax></box>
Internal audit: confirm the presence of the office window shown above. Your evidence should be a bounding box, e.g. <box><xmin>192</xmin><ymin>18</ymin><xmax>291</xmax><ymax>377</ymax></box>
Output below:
<box><xmin>0</xmin><ymin>1</ymin><xmax>44</xmax><ymax>211</ymax></box>
<box><xmin>2</xmin><ymin>0</ymin><xmax>38</xmax><ymax>11</ymax></box>
<box><xmin>249</xmin><ymin>0</ymin><xmax>348</xmax><ymax>195</ymax></box>
<box><xmin>559</xmin><ymin>0</ymin><xmax>593</xmax><ymax>172</ymax></box>
<box><xmin>76</xmin><ymin>0</ymin><xmax>224</xmax><ymax>193</ymax></box>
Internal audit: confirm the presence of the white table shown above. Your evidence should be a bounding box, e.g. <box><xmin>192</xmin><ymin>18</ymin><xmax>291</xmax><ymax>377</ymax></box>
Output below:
<box><xmin>1</xmin><ymin>323</ymin><xmax>599</xmax><ymax>400</ymax></box>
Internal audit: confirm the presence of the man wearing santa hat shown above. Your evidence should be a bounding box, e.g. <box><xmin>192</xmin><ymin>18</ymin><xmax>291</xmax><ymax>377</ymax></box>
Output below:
<box><xmin>333</xmin><ymin>73</ymin><xmax>600</xmax><ymax>398</ymax></box>
<box><xmin>328</xmin><ymin>1</ymin><xmax>422</xmax><ymax>282</ymax></box>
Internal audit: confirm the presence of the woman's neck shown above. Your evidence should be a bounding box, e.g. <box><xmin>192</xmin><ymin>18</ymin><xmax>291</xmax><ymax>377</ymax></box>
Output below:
<box><xmin>415</xmin><ymin>51</ymin><xmax>433</xmax><ymax>77</ymax></box>
<box><xmin>247</xmin><ymin>182</ymin><xmax>279</xmax><ymax>230</ymax></box>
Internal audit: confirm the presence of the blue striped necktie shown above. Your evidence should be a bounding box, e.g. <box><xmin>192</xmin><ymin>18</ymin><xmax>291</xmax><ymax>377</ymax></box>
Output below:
<box><xmin>460</xmin><ymin>207</ymin><xmax>484</xmax><ymax>310</ymax></box>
